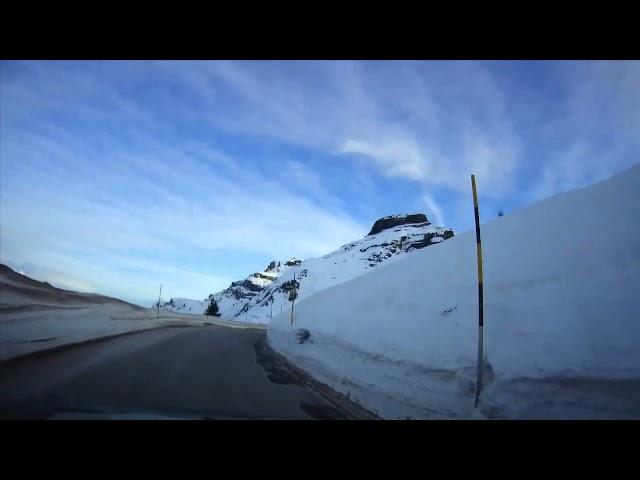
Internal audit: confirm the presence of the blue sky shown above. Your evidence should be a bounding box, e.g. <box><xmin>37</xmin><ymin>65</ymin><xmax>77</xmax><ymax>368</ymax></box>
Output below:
<box><xmin>1</xmin><ymin>60</ymin><xmax>638</xmax><ymax>306</ymax></box>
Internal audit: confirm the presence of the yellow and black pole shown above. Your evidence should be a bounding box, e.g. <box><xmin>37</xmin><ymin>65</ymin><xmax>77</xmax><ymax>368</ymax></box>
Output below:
<box><xmin>471</xmin><ymin>175</ymin><xmax>484</xmax><ymax>408</ymax></box>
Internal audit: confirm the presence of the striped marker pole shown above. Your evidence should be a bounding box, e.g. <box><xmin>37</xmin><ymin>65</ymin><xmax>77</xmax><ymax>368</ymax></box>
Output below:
<box><xmin>471</xmin><ymin>175</ymin><xmax>484</xmax><ymax>408</ymax></box>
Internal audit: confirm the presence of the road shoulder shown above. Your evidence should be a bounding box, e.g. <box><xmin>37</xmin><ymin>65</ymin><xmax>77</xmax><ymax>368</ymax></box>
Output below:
<box><xmin>254</xmin><ymin>336</ymin><xmax>380</xmax><ymax>420</ymax></box>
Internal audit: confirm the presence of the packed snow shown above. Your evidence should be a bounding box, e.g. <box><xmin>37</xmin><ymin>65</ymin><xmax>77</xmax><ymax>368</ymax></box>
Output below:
<box><xmin>268</xmin><ymin>164</ymin><xmax>640</xmax><ymax>419</ymax></box>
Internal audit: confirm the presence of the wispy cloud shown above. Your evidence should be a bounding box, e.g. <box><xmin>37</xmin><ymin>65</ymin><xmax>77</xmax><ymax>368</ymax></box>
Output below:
<box><xmin>0</xmin><ymin>61</ymin><xmax>370</xmax><ymax>304</ymax></box>
<box><xmin>422</xmin><ymin>193</ymin><xmax>445</xmax><ymax>227</ymax></box>
<box><xmin>0</xmin><ymin>127</ymin><xmax>367</xmax><ymax>303</ymax></box>
<box><xmin>528</xmin><ymin>61</ymin><xmax>640</xmax><ymax>201</ymax></box>
<box><xmin>171</xmin><ymin>61</ymin><xmax>523</xmax><ymax>196</ymax></box>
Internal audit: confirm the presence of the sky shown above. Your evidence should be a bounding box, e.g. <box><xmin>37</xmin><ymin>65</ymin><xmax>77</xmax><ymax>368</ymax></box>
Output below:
<box><xmin>1</xmin><ymin>60</ymin><xmax>639</xmax><ymax>307</ymax></box>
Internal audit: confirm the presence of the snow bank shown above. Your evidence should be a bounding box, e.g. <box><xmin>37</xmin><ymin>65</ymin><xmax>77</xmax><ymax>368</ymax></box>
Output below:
<box><xmin>268</xmin><ymin>164</ymin><xmax>640</xmax><ymax>419</ymax></box>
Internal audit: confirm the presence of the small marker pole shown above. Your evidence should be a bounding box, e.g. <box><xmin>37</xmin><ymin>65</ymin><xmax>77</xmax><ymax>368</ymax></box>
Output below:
<box><xmin>157</xmin><ymin>284</ymin><xmax>163</xmax><ymax>321</ymax></box>
<box><xmin>471</xmin><ymin>175</ymin><xmax>484</xmax><ymax>408</ymax></box>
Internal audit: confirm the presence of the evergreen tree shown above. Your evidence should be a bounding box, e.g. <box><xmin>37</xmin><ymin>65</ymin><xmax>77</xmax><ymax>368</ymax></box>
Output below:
<box><xmin>204</xmin><ymin>298</ymin><xmax>220</xmax><ymax>317</ymax></box>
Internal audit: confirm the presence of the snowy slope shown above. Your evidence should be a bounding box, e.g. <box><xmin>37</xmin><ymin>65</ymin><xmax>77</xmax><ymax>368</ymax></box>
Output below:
<box><xmin>156</xmin><ymin>260</ymin><xmax>296</xmax><ymax>318</ymax></box>
<box><xmin>230</xmin><ymin>217</ymin><xmax>453</xmax><ymax>323</ymax></box>
<box><xmin>268</xmin><ymin>164</ymin><xmax>640</xmax><ymax>419</ymax></box>
<box><xmin>158</xmin><ymin>215</ymin><xmax>454</xmax><ymax>324</ymax></box>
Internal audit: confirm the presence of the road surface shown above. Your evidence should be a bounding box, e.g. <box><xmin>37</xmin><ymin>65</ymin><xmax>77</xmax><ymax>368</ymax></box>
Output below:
<box><xmin>0</xmin><ymin>325</ymin><xmax>369</xmax><ymax>419</ymax></box>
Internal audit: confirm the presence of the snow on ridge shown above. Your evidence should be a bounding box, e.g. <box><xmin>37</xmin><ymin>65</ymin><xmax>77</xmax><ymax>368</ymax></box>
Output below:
<box><xmin>380</xmin><ymin>213</ymin><xmax>420</xmax><ymax>220</ymax></box>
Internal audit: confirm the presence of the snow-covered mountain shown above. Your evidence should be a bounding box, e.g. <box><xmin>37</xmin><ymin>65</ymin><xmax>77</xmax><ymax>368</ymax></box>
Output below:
<box><xmin>156</xmin><ymin>259</ymin><xmax>299</xmax><ymax>317</ymax></box>
<box><xmin>236</xmin><ymin>214</ymin><xmax>453</xmax><ymax>323</ymax></box>
<box><xmin>268</xmin><ymin>164</ymin><xmax>640</xmax><ymax>420</ymax></box>
<box><xmin>157</xmin><ymin>213</ymin><xmax>454</xmax><ymax>323</ymax></box>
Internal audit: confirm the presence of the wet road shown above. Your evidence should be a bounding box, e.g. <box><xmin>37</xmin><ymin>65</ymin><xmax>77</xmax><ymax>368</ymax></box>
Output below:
<box><xmin>0</xmin><ymin>326</ymin><xmax>343</xmax><ymax>419</ymax></box>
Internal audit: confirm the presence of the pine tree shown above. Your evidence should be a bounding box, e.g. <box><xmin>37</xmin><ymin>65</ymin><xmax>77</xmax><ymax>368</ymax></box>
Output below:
<box><xmin>204</xmin><ymin>298</ymin><xmax>220</xmax><ymax>317</ymax></box>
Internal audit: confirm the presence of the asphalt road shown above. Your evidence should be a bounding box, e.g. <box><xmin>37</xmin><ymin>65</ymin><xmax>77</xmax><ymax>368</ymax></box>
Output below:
<box><xmin>0</xmin><ymin>325</ymin><xmax>352</xmax><ymax>419</ymax></box>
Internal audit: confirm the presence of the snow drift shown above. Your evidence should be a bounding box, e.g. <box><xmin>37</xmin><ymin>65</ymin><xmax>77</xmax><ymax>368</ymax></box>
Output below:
<box><xmin>268</xmin><ymin>164</ymin><xmax>640</xmax><ymax>419</ymax></box>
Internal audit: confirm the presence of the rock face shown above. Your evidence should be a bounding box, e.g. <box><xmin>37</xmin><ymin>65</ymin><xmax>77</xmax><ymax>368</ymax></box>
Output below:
<box><xmin>367</xmin><ymin>214</ymin><xmax>429</xmax><ymax>236</ymax></box>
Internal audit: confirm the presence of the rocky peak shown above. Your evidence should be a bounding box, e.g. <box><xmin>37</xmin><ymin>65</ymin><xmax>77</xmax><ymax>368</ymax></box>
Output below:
<box><xmin>367</xmin><ymin>213</ymin><xmax>430</xmax><ymax>236</ymax></box>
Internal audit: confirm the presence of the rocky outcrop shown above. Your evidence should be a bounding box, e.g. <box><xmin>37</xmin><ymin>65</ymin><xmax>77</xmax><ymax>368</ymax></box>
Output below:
<box><xmin>406</xmin><ymin>231</ymin><xmax>455</xmax><ymax>251</ymax></box>
<box><xmin>367</xmin><ymin>214</ymin><xmax>429</xmax><ymax>236</ymax></box>
<box><xmin>242</xmin><ymin>278</ymin><xmax>264</xmax><ymax>293</ymax></box>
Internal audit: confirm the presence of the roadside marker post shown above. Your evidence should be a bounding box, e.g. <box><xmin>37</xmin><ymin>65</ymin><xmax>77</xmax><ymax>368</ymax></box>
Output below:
<box><xmin>290</xmin><ymin>273</ymin><xmax>297</xmax><ymax>326</ymax></box>
<box><xmin>157</xmin><ymin>284</ymin><xmax>163</xmax><ymax>321</ymax></box>
<box><xmin>471</xmin><ymin>175</ymin><xmax>484</xmax><ymax>408</ymax></box>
